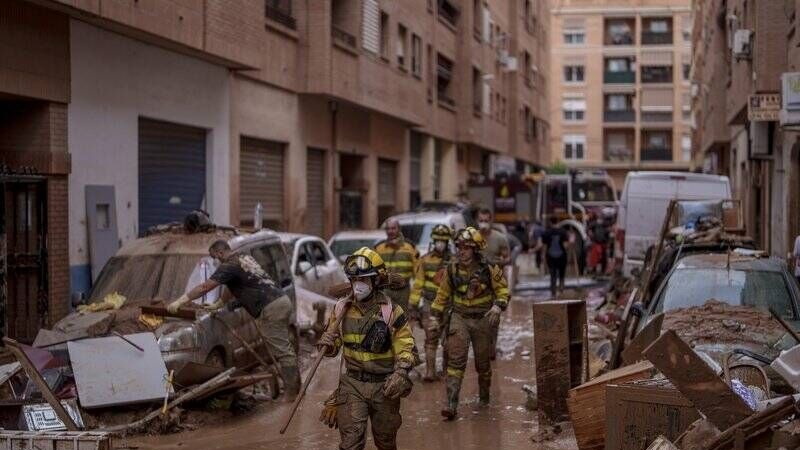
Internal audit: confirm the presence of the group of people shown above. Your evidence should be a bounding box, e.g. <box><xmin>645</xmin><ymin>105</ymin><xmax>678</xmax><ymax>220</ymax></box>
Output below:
<box><xmin>166</xmin><ymin>210</ymin><xmax>512</xmax><ymax>450</ymax></box>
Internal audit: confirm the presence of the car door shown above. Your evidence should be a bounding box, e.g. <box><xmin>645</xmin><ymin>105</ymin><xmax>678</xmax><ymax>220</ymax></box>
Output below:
<box><xmin>310</xmin><ymin>238</ymin><xmax>347</xmax><ymax>287</ymax></box>
<box><xmin>294</xmin><ymin>238</ymin><xmax>321</xmax><ymax>293</ymax></box>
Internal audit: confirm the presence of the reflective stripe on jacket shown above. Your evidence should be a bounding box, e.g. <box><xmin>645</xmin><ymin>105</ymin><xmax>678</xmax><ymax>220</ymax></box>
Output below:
<box><xmin>375</xmin><ymin>239</ymin><xmax>418</xmax><ymax>281</ymax></box>
<box><xmin>431</xmin><ymin>261</ymin><xmax>509</xmax><ymax>316</ymax></box>
<box><xmin>409</xmin><ymin>252</ymin><xmax>448</xmax><ymax>307</ymax></box>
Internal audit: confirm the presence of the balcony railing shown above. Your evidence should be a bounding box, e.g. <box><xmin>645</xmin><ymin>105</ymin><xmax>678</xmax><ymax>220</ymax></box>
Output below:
<box><xmin>604</xmin><ymin>110</ymin><xmax>635</xmax><ymax>122</ymax></box>
<box><xmin>605</xmin><ymin>33</ymin><xmax>634</xmax><ymax>46</ymax></box>
<box><xmin>605</xmin><ymin>148</ymin><xmax>634</xmax><ymax>163</ymax></box>
<box><xmin>641</xmin><ymin>69</ymin><xmax>673</xmax><ymax>83</ymax></box>
<box><xmin>604</xmin><ymin>71</ymin><xmax>635</xmax><ymax>84</ymax></box>
<box><xmin>266</xmin><ymin>4</ymin><xmax>296</xmax><ymax>30</ymax></box>
<box><xmin>641</xmin><ymin>31</ymin><xmax>673</xmax><ymax>45</ymax></box>
<box><xmin>438</xmin><ymin>93</ymin><xmax>456</xmax><ymax>109</ymax></box>
<box><xmin>332</xmin><ymin>25</ymin><xmax>357</xmax><ymax>49</ymax></box>
<box><xmin>641</xmin><ymin>147</ymin><xmax>673</xmax><ymax>161</ymax></box>
<box><xmin>641</xmin><ymin>111</ymin><xmax>673</xmax><ymax>122</ymax></box>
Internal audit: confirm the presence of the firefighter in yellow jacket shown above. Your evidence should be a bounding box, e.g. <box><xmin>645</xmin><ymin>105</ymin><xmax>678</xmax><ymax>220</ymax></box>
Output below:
<box><xmin>430</xmin><ymin>227</ymin><xmax>509</xmax><ymax>420</ymax></box>
<box><xmin>317</xmin><ymin>247</ymin><xmax>416</xmax><ymax>450</ymax></box>
<box><xmin>409</xmin><ymin>224</ymin><xmax>453</xmax><ymax>381</ymax></box>
<box><xmin>375</xmin><ymin>218</ymin><xmax>418</xmax><ymax>312</ymax></box>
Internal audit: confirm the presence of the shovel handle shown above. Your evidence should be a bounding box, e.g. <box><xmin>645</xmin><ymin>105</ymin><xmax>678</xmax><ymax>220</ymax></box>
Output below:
<box><xmin>280</xmin><ymin>311</ymin><xmax>347</xmax><ymax>434</ymax></box>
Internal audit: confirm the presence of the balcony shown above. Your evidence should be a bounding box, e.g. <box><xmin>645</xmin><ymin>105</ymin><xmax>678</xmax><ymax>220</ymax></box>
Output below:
<box><xmin>438</xmin><ymin>1</ymin><xmax>459</xmax><ymax>29</ymax></box>
<box><xmin>332</xmin><ymin>25</ymin><xmax>357</xmax><ymax>49</ymax></box>
<box><xmin>605</xmin><ymin>32</ymin><xmax>633</xmax><ymax>46</ymax></box>
<box><xmin>266</xmin><ymin>3</ymin><xmax>296</xmax><ymax>30</ymax></box>
<box><xmin>641</xmin><ymin>31</ymin><xmax>672</xmax><ymax>45</ymax></box>
<box><xmin>604</xmin><ymin>110</ymin><xmax>635</xmax><ymax>122</ymax></box>
<box><xmin>641</xmin><ymin>111</ymin><xmax>673</xmax><ymax>122</ymax></box>
<box><xmin>605</xmin><ymin>147</ymin><xmax>634</xmax><ymax>163</ymax></box>
<box><xmin>604</xmin><ymin>71</ymin><xmax>635</xmax><ymax>84</ymax></box>
<box><xmin>438</xmin><ymin>93</ymin><xmax>456</xmax><ymax>109</ymax></box>
<box><xmin>641</xmin><ymin>147</ymin><xmax>673</xmax><ymax>161</ymax></box>
<box><xmin>641</xmin><ymin>67</ymin><xmax>673</xmax><ymax>84</ymax></box>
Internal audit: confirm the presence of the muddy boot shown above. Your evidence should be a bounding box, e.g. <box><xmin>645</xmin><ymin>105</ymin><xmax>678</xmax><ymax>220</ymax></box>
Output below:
<box><xmin>478</xmin><ymin>373</ymin><xmax>491</xmax><ymax>407</ymax></box>
<box><xmin>423</xmin><ymin>347</ymin><xmax>439</xmax><ymax>382</ymax></box>
<box><xmin>441</xmin><ymin>375</ymin><xmax>461</xmax><ymax>421</ymax></box>
<box><xmin>281</xmin><ymin>365</ymin><xmax>301</xmax><ymax>399</ymax></box>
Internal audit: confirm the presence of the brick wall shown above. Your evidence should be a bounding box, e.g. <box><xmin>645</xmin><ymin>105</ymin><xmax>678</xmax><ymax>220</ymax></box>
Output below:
<box><xmin>47</xmin><ymin>175</ymin><xmax>70</xmax><ymax>324</ymax></box>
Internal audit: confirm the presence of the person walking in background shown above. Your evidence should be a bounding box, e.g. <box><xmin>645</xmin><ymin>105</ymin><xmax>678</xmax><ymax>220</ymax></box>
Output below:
<box><xmin>536</xmin><ymin>217</ymin><xmax>568</xmax><ymax>297</ymax></box>
<box><xmin>375</xmin><ymin>218</ymin><xmax>418</xmax><ymax>312</ymax></box>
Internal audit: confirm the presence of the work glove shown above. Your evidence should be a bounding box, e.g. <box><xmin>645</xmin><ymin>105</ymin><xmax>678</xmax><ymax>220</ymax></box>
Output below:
<box><xmin>316</xmin><ymin>331</ymin><xmax>338</xmax><ymax>357</ymax></box>
<box><xmin>319</xmin><ymin>389</ymin><xmax>340</xmax><ymax>429</ymax></box>
<box><xmin>382</xmin><ymin>369</ymin><xmax>413</xmax><ymax>400</ymax></box>
<box><xmin>484</xmin><ymin>304</ymin><xmax>502</xmax><ymax>328</ymax></box>
<box><xmin>166</xmin><ymin>294</ymin><xmax>190</xmax><ymax>314</ymax></box>
<box><xmin>202</xmin><ymin>300</ymin><xmax>224</xmax><ymax>312</ymax></box>
<box><xmin>426</xmin><ymin>316</ymin><xmax>440</xmax><ymax>335</ymax></box>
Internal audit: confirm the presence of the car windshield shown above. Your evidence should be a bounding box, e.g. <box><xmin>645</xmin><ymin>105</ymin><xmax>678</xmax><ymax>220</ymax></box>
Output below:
<box><xmin>89</xmin><ymin>254</ymin><xmax>203</xmax><ymax>303</ymax></box>
<box><xmin>654</xmin><ymin>268</ymin><xmax>796</xmax><ymax>319</ymax></box>
<box><xmin>400</xmin><ymin>223</ymin><xmax>435</xmax><ymax>248</ymax></box>
<box><xmin>572</xmin><ymin>180</ymin><xmax>615</xmax><ymax>202</ymax></box>
<box><xmin>283</xmin><ymin>240</ymin><xmax>298</xmax><ymax>259</ymax></box>
<box><xmin>330</xmin><ymin>239</ymin><xmax>379</xmax><ymax>258</ymax></box>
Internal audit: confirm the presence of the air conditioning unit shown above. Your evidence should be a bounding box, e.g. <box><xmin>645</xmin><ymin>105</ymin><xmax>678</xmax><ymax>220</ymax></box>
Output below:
<box><xmin>732</xmin><ymin>29</ymin><xmax>752</xmax><ymax>59</ymax></box>
<box><xmin>501</xmin><ymin>55</ymin><xmax>518</xmax><ymax>72</ymax></box>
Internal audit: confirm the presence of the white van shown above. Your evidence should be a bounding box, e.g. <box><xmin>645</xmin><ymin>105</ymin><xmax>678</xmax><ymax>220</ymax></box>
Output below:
<box><xmin>617</xmin><ymin>172</ymin><xmax>732</xmax><ymax>276</ymax></box>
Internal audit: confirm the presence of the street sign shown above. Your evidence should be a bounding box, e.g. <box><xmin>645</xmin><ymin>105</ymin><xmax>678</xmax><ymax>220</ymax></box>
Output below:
<box><xmin>748</xmin><ymin>93</ymin><xmax>781</xmax><ymax>121</ymax></box>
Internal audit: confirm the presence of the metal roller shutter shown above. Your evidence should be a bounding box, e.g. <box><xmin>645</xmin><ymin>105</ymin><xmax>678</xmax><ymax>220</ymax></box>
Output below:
<box><xmin>306</xmin><ymin>148</ymin><xmax>326</xmax><ymax>237</ymax></box>
<box><xmin>138</xmin><ymin>118</ymin><xmax>206</xmax><ymax>235</ymax></box>
<box><xmin>240</xmin><ymin>137</ymin><xmax>285</xmax><ymax>229</ymax></box>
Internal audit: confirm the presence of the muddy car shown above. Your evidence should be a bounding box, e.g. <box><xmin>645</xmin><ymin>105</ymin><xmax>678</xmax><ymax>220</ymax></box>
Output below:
<box><xmin>328</xmin><ymin>229</ymin><xmax>385</xmax><ymax>262</ymax></box>
<box><xmin>277</xmin><ymin>233</ymin><xmax>348</xmax><ymax>295</ymax></box>
<box><xmin>45</xmin><ymin>227</ymin><xmax>299</xmax><ymax>372</ymax></box>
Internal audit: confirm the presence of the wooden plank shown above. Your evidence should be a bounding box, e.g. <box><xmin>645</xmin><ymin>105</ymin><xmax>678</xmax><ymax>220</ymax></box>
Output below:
<box><xmin>140</xmin><ymin>305</ymin><xmax>196</xmax><ymax>320</ymax></box>
<box><xmin>621</xmin><ymin>313</ymin><xmax>664</xmax><ymax>366</ymax></box>
<box><xmin>642</xmin><ymin>330</ymin><xmax>753</xmax><ymax>430</ymax></box>
<box><xmin>2</xmin><ymin>338</ymin><xmax>79</xmax><ymax>431</ymax></box>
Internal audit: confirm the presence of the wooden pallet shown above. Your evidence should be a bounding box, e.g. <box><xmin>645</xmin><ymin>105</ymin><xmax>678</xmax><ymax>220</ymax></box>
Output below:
<box><xmin>0</xmin><ymin>430</ymin><xmax>112</xmax><ymax>450</ymax></box>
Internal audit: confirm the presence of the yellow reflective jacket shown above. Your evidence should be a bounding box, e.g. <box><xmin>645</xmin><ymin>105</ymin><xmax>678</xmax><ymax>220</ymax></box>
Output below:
<box><xmin>431</xmin><ymin>260</ymin><xmax>509</xmax><ymax>316</ymax></box>
<box><xmin>325</xmin><ymin>291</ymin><xmax>416</xmax><ymax>375</ymax></box>
<box><xmin>409</xmin><ymin>250</ymin><xmax>450</xmax><ymax>307</ymax></box>
<box><xmin>375</xmin><ymin>238</ymin><xmax>418</xmax><ymax>282</ymax></box>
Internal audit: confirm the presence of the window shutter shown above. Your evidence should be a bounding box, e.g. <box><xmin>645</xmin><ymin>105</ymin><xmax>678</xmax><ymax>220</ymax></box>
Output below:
<box><xmin>362</xmin><ymin>0</ymin><xmax>380</xmax><ymax>54</ymax></box>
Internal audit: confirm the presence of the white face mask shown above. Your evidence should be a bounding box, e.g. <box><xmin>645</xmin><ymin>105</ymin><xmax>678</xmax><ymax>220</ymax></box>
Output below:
<box><xmin>434</xmin><ymin>241</ymin><xmax>447</xmax><ymax>253</ymax></box>
<box><xmin>478</xmin><ymin>221</ymin><xmax>491</xmax><ymax>231</ymax></box>
<box><xmin>352</xmin><ymin>280</ymin><xmax>373</xmax><ymax>301</ymax></box>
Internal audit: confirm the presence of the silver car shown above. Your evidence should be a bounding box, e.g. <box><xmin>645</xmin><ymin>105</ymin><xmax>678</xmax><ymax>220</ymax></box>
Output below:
<box><xmin>47</xmin><ymin>228</ymin><xmax>297</xmax><ymax>371</ymax></box>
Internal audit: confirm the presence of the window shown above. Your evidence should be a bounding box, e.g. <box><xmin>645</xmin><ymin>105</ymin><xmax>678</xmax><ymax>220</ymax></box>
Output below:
<box><xmin>265</xmin><ymin>0</ymin><xmax>296</xmax><ymax>29</ymax></box>
<box><xmin>563</xmin><ymin>99</ymin><xmax>586</xmax><ymax>122</ymax></box>
<box><xmin>606</xmin><ymin>58</ymin><xmax>633</xmax><ymax>72</ymax></box>
<box><xmin>564</xmin><ymin>29</ymin><xmax>585</xmax><ymax>44</ymax></box>
<box><xmin>524</xmin><ymin>0</ymin><xmax>535</xmax><ymax>34</ymax></box>
<box><xmin>438</xmin><ymin>0</ymin><xmax>459</xmax><ymax>27</ymax></box>
<box><xmin>397</xmin><ymin>24</ymin><xmax>408</xmax><ymax>69</ymax></box>
<box><xmin>605</xmin><ymin>19</ymin><xmax>633</xmax><ymax>45</ymax></box>
<box><xmin>380</xmin><ymin>11</ymin><xmax>389</xmax><ymax>59</ymax></box>
<box><xmin>362</xmin><ymin>0</ymin><xmax>380</xmax><ymax>54</ymax></box>
<box><xmin>563</xmin><ymin>135</ymin><xmax>586</xmax><ymax>160</ymax></box>
<box><xmin>642</xmin><ymin>65</ymin><xmax>673</xmax><ymax>83</ymax></box>
<box><xmin>648</xmin><ymin>19</ymin><xmax>669</xmax><ymax>33</ymax></box>
<box><xmin>682</xmin><ymin>63</ymin><xmax>691</xmax><ymax>80</ymax></box>
<box><xmin>523</xmin><ymin>51</ymin><xmax>533</xmax><ymax>86</ymax></box>
<box><xmin>646</xmin><ymin>131</ymin><xmax>669</xmax><ymax>148</ymax></box>
<box><xmin>563</xmin><ymin>65</ymin><xmax>585</xmax><ymax>82</ymax></box>
<box><xmin>472</xmin><ymin>67</ymin><xmax>482</xmax><ymax>114</ymax></box>
<box><xmin>411</xmin><ymin>34</ymin><xmax>422</xmax><ymax>77</ymax></box>
<box><xmin>437</xmin><ymin>54</ymin><xmax>455</xmax><ymax>107</ymax></box>
<box><xmin>252</xmin><ymin>243</ymin><xmax>292</xmax><ymax>287</ymax></box>
<box><xmin>606</xmin><ymin>94</ymin><xmax>630</xmax><ymax>111</ymax></box>
<box><xmin>473</xmin><ymin>0</ymin><xmax>482</xmax><ymax>35</ymax></box>
<box><xmin>682</xmin><ymin>134</ymin><xmax>692</xmax><ymax>162</ymax></box>
<box><xmin>523</xmin><ymin>106</ymin><xmax>534</xmax><ymax>142</ymax></box>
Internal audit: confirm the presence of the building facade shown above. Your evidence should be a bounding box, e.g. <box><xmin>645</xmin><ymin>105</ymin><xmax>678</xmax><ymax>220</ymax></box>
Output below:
<box><xmin>691</xmin><ymin>0</ymin><xmax>799</xmax><ymax>257</ymax></box>
<box><xmin>549</xmin><ymin>0</ymin><xmax>692</xmax><ymax>189</ymax></box>
<box><xmin>0</xmin><ymin>0</ymin><xmax>549</xmax><ymax>341</ymax></box>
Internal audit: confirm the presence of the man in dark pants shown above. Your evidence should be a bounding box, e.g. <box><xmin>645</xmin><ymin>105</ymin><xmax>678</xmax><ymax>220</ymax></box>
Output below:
<box><xmin>536</xmin><ymin>217</ymin><xmax>568</xmax><ymax>297</ymax></box>
<box><xmin>167</xmin><ymin>240</ymin><xmax>301</xmax><ymax>396</ymax></box>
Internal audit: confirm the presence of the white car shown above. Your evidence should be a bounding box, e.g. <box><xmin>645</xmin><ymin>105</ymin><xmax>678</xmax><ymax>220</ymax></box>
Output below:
<box><xmin>277</xmin><ymin>233</ymin><xmax>348</xmax><ymax>296</ymax></box>
<box><xmin>328</xmin><ymin>229</ymin><xmax>386</xmax><ymax>262</ymax></box>
<box><xmin>381</xmin><ymin>211</ymin><xmax>467</xmax><ymax>256</ymax></box>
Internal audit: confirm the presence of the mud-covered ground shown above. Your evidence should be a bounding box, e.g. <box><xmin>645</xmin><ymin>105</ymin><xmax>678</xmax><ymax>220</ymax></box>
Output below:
<box><xmin>128</xmin><ymin>280</ymin><xmax>599</xmax><ymax>450</ymax></box>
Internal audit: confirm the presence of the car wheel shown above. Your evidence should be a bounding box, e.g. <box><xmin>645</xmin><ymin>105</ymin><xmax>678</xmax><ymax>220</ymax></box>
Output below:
<box><xmin>205</xmin><ymin>348</ymin><xmax>226</xmax><ymax>368</ymax></box>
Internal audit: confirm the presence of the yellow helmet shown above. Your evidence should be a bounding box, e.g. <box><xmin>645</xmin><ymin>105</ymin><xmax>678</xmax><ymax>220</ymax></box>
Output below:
<box><xmin>454</xmin><ymin>227</ymin><xmax>486</xmax><ymax>250</ymax></box>
<box><xmin>431</xmin><ymin>224</ymin><xmax>453</xmax><ymax>241</ymax></box>
<box><xmin>344</xmin><ymin>247</ymin><xmax>386</xmax><ymax>279</ymax></box>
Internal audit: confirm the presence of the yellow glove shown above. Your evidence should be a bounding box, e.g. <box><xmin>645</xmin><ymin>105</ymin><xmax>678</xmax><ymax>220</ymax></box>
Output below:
<box><xmin>484</xmin><ymin>304</ymin><xmax>502</xmax><ymax>328</ymax></box>
<box><xmin>202</xmin><ymin>300</ymin><xmax>224</xmax><ymax>312</ymax></box>
<box><xmin>382</xmin><ymin>369</ymin><xmax>413</xmax><ymax>399</ymax></box>
<box><xmin>319</xmin><ymin>389</ymin><xmax>340</xmax><ymax>429</ymax></box>
<box><xmin>166</xmin><ymin>294</ymin><xmax>190</xmax><ymax>314</ymax></box>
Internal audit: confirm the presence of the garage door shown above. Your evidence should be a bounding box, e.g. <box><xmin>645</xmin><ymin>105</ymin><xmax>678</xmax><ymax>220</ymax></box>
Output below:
<box><xmin>240</xmin><ymin>137</ymin><xmax>284</xmax><ymax>229</ymax></box>
<box><xmin>138</xmin><ymin>118</ymin><xmax>206</xmax><ymax>234</ymax></box>
<box><xmin>377</xmin><ymin>159</ymin><xmax>397</xmax><ymax>225</ymax></box>
<box><xmin>306</xmin><ymin>148</ymin><xmax>325</xmax><ymax>237</ymax></box>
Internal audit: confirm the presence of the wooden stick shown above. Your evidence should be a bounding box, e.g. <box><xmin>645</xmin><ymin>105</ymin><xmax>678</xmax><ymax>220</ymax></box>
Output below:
<box><xmin>280</xmin><ymin>308</ymin><xmax>348</xmax><ymax>434</ymax></box>
<box><xmin>141</xmin><ymin>305</ymin><xmax>197</xmax><ymax>320</ymax></box>
<box><xmin>209</xmin><ymin>314</ymin><xmax>284</xmax><ymax>385</ymax></box>
<box><xmin>2</xmin><ymin>338</ymin><xmax>78</xmax><ymax>431</ymax></box>
<box><xmin>769</xmin><ymin>308</ymin><xmax>800</xmax><ymax>343</ymax></box>
<box><xmin>112</xmin><ymin>332</ymin><xmax>144</xmax><ymax>352</ymax></box>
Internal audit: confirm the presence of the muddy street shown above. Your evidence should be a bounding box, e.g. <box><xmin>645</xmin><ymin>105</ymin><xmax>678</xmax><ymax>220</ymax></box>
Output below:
<box><xmin>131</xmin><ymin>286</ymin><xmax>581</xmax><ymax>450</ymax></box>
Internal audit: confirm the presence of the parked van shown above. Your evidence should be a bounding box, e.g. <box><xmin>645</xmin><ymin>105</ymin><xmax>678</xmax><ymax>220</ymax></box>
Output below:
<box><xmin>617</xmin><ymin>172</ymin><xmax>731</xmax><ymax>276</ymax></box>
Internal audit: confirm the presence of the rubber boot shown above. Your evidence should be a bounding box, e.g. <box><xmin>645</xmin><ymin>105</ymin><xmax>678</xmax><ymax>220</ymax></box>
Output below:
<box><xmin>281</xmin><ymin>365</ymin><xmax>301</xmax><ymax>399</ymax></box>
<box><xmin>423</xmin><ymin>346</ymin><xmax>439</xmax><ymax>382</ymax></box>
<box><xmin>478</xmin><ymin>372</ymin><xmax>491</xmax><ymax>407</ymax></box>
<box><xmin>441</xmin><ymin>375</ymin><xmax>461</xmax><ymax>421</ymax></box>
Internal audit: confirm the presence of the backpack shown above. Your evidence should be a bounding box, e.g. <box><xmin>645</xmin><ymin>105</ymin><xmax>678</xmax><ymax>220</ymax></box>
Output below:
<box><xmin>547</xmin><ymin>231</ymin><xmax>565</xmax><ymax>259</ymax></box>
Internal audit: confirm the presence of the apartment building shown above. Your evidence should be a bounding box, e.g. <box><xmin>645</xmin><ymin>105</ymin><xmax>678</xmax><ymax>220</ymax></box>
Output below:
<box><xmin>691</xmin><ymin>0</ymin><xmax>798</xmax><ymax>256</ymax></box>
<box><xmin>549</xmin><ymin>0</ymin><xmax>692</xmax><ymax>189</ymax></box>
<box><xmin>0</xmin><ymin>0</ymin><xmax>548</xmax><ymax>340</ymax></box>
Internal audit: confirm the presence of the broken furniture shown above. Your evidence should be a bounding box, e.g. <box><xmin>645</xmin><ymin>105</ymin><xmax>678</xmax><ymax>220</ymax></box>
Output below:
<box><xmin>643</xmin><ymin>330</ymin><xmax>754</xmax><ymax>430</ymax></box>
<box><xmin>567</xmin><ymin>360</ymin><xmax>654</xmax><ymax>450</ymax></box>
<box><xmin>0</xmin><ymin>430</ymin><xmax>112</xmax><ymax>450</ymax></box>
<box><xmin>68</xmin><ymin>332</ymin><xmax>169</xmax><ymax>409</ymax></box>
<box><xmin>605</xmin><ymin>378</ymin><xmax>700</xmax><ymax>450</ymax></box>
<box><xmin>533</xmin><ymin>300</ymin><xmax>587</xmax><ymax>423</ymax></box>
